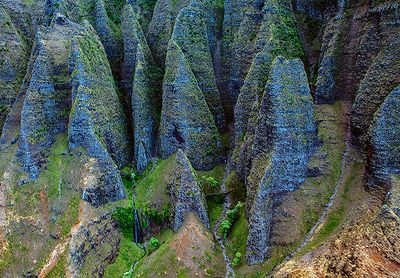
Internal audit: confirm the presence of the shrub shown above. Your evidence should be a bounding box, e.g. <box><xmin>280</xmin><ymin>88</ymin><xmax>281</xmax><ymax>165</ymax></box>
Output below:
<box><xmin>227</xmin><ymin>202</ymin><xmax>243</xmax><ymax>222</ymax></box>
<box><xmin>200</xmin><ymin>175</ymin><xmax>220</xmax><ymax>188</ymax></box>
<box><xmin>149</xmin><ymin>237</ymin><xmax>159</xmax><ymax>249</ymax></box>
<box><xmin>220</xmin><ymin>220</ymin><xmax>232</xmax><ymax>238</ymax></box>
<box><xmin>219</xmin><ymin>202</ymin><xmax>244</xmax><ymax>238</ymax></box>
<box><xmin>112</xmin><ymin>207</ymin><xmax>133</xmax><ymax>231</ymax></box>
<box><xmin>232</xmin><ymin>252</ymin><xmax>242</xmax><ymax>267</ymax></box>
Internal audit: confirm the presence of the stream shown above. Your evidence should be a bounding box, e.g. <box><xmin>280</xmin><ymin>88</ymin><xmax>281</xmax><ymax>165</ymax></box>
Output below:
<box><xmin>212</xmin><ymin>155</ymin><xmax>235</xmax><ymax>278</ymax></box>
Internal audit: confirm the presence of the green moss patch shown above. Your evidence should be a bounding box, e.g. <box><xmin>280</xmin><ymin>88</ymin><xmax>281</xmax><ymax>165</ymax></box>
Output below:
<box><xmin>104</xmin><ymin>233</ymin><xmax>145</xmax><ymax>278</ymax></box>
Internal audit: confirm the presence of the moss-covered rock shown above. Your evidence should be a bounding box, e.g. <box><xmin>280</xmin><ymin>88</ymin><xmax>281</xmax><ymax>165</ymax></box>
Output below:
<box><xmin>68</xmin><ymin>212</ymin><xmax>121</xmax><ymax>276</ymax></box>
<box><xmin>16</xmin><ymin>19</ymin><xmax>82</xmax><ymax>180</ymax></box>
<box><xmin>172</xmin><ymin>0</ymin><xmax>226</xmax><ymax>131</ymax></box>
<box><xmin>93</xmin><ymin>0</ymin><xmax>122</xmax><ymax>71</ymax></box>
<box><xmin>246</xmin><ymin>57</ymin><xmax>316</xmax><ymax>264</ymax></box>
<box><xmin>369</xmin><ymin>85</ymin><xmax>400</xmax><ymax>186</ymax></box>
<box><xmin>159</xmin><ymin>40</ymin><xmax>223</xmax><ymax>171</ymax></box>
<box><xmin>147</xmin><ymin>0</ymin><xmax>190</xmax><ymax>65</ymax></box>
<box><xmin>350</xmin><ymin>32</ymin><xmax>400</xmax><ymax>150</ymax></box>
<box><xmin>0</xmin><ymin>6</ymin><xmax>28</xmax><ymax>131</ymax></box>
<box><xmin>122</xmin><ymin>3</ymin><xmax>158</xmax><ymax>172</ymax></box>
<box><xmin>168</xmin><ymin>149</ymin><xmax>210</xmax><ymax>231</ymax></box>
<box><xmin>233</xmin><ymin>0</ymin><xmax>305</xmax><ymax>179</ymax></box>
<box><xmin>68</xmin><ymin>22</ymin><xmax>130</xmax><ymax>206</ymax></box>
<box><xmin>314</xmin><ymin>1</ymin><xmax>346</xmax><ymax>104</ymax></box>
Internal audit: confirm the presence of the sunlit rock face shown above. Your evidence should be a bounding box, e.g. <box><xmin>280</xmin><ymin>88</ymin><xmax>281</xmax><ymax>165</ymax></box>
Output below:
<box><xmin>0</xmin><ymin>6</ymin><xmax>28</xmax><ymax>131</ymax></box>
<box><xmin>16</xmin><ymin>20</ymin><xmax>82</xmax><ymax>180</ymax></box>
<box><xmin>171</xmin><ymin>0</ymin><xmax>226</xmax><ymax>131</ymax></box>
<box><xmin>122</xmin><ymin>3</ymin><xmax>158</xmax><ymax>172</ymax></box>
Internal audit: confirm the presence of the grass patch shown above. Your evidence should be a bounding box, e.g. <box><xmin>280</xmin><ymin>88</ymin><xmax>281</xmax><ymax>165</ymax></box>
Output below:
<box><xmin>225</xmin><ymin>210</ymin><xmax>248</xmax><ymax>260</ymax></box>
<box><xmin>207</xmin><ymin>201</ymin><xmax>223</xmax><ymax>228</ymax></box>
<box><xmin>104</xmin><ymin>233</ymin><xmax>145</xmax><ymax>278</ymax></box>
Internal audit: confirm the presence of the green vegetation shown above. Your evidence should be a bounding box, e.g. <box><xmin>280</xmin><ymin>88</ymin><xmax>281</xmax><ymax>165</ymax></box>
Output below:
<box><xmin>113</xmin><ymin>207</ymin><xmax>134</xmax><ymax>232</ymax></box>
<box><xmin>225</xmin><ymin>210</ymin><xmax>248</xmax><ymax>260</ymax></box>
<box><xmin>207</xmin><ymin>201</ymin><xmax>224</xmax><ymax>227</ymax></box>
<box><xmin>47</xmin><ymin>250</ymin><xmax>67</xmax><ymax>277</ymax></box>
<box><xmin>104</xmin><ymin>234</ymin><xmax>145</xmax><ymax>278</ymax></box>
<box><xmin>135</xmin><ymin>156</ymin><xmax>176</xmax><ymax>227</ymax></box>
<box><xmin>219</xmin><ymin>202</ymin><xmax>244</xmax><ymax>238</ymax></box>
<box><xmin>200</xmin><ymin>176</ymin><xmax>220</xmax><ymax>188</ymax></box>
<box><xmin>148</xmin><ymin>237</ymin><xmax>160</xmax><ymax>251</ymax></box>
<box><xmin>232</xmin><ymin>252</ymin><xmax>242</xmax><ymax>267</ymax></box>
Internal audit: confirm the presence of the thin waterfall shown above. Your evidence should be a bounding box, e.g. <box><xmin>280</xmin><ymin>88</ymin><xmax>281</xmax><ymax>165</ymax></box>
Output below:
<box><xmin>133</xmin><ymin>206</ymin><xmax>143</xmax><ymax>243</ymax></box>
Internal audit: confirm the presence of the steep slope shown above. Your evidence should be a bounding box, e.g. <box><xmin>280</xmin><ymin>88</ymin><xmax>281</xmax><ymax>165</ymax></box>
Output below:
<box><xmin>159</xmin><ymin>40</ymin><xmax>223</xmax><ymax>171</ymax></box>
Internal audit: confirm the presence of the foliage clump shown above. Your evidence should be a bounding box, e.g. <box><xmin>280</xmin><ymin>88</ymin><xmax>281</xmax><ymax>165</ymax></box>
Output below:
<box><xmin>219</xmin><ymin>202</ymin><xmax>244</xmax><ymax>238</ymax></box>
<box><xmin>232</xmin><ymin>252</ymin><xmax>242</xmax><ymax>267</ymax></box>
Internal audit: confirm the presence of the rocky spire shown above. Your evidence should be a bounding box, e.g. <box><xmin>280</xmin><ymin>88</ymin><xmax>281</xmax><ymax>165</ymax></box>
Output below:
<box><xmin>159</xmin><ymin>40</ymin><xmax>223</xmax><ymax>171</ymax></box>
<box><xmin>94</xmin><ymin>0</ymin><xmax>121</xmax><ymax>70</ymax></box>
<box><xmin>147</xmin><ymin>0</ymin><xmax>191</xmax><ymax>65</ymax></box>
<box><xmin>246</xmin><ymin>57</ymin><xmax>316</xmax><ymax>264</ymax></box>
<box><xmin>369</xmin><ymin>85</ymin><xmax>400</xmax><ymax>186</ymax></box>
<box><xmin>171</xmin><ymin>0</ymin><xmax>226</xmax><ymax>131</ymax></box>
<box><xmin>68</xmin><ymin>23</ymin><xmax>130</xmax><ymax>206</ymax></box>
<box><xmin>168</xmin><ymin>149</ymin><xmax>210</xmax><ymax>231</ymax></box>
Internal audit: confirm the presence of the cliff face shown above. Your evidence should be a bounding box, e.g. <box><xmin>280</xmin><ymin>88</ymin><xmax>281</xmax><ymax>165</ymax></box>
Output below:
<box><xmin>0</xmin><ymin>0</ymin><xmax>399</xmax><ymax>277</ymax></box>
<box><xmin>245</xmin><ymin>57</ymin><xmax>316</xmax><ymax>264</ymax></box>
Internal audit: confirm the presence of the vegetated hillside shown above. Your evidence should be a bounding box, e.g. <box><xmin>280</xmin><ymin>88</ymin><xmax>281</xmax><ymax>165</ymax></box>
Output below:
<box><xmin>0</xmin><ymin>0</ymin><xmax>399</xmax><ymax>277</ymax></box>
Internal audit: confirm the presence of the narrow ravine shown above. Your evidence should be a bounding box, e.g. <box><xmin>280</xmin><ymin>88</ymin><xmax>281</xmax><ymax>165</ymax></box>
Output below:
<box><xmin>212</xmin><ymin>155</ymin><xmax>235</xmax><ymax>278</ymax></box>
<box><xmin>285</xmin><ymin>103</ymin><xmax>352</xmax><ymax>261</ymax></box>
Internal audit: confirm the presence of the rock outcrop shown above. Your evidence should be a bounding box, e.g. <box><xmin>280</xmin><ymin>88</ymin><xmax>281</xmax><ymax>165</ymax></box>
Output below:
<box><xmin>246</xmin><ymin>57</ymin><xmax>316</xmax><ymax>264</ymax></box>
<box><xmin>122</xmin><ymin>3</ymin><xmax>158</xmax><ymax>172</ymax></box>
<box><xmin>68</xmin><ymin>212</ymin><xmax>121</xmax><ymax>277</ymax></box>
<box><xmin>171</xmin><ymin>0</ymin><xmax>226</xmax><ymax>131</ymax></box>
<box><xmin>16</xmin><ymin>19</ymin><xmax>80</xmax><ymax>179</ymax></box>
<box><xmin>233</xmin><ymin>0</ymin><xmax>304</xmax><ymax>178</ymax></box>
<box><xmin>0</xmin><ymin>6</ymin><xmax>28</xmax><ymax>131</ymax></box>
<box><xmin>351</xmin><ymin>32</ymin><xmax>400</xmax><ymax>150</ymax></box>
<box><xmin>93</xmin><ymin>0</ymin><xmax>121</xmax><ymax>72</ymax></box>
<box><xmin>147</xmin><ymin>0</ymin><xmax>190</xmax><ymax>65</ymax></box>
<box><xmin>68</xmin><ymin>23</ymin><xmax>130</xmax><ymax>206</ymax></box>
<box><xmin>168</xmin><ymin>149</ymin><xmax>210</xmax><ymax>231</ymax></box>
<box><xmin>369</xmin><ymin>85</ymin><xmax>400</xmax><ymax>186</ymax></box>
<box><xmin>159</xmin><ymin>40</ymin><xmax>223</xmax><ymax>171</ymax></box>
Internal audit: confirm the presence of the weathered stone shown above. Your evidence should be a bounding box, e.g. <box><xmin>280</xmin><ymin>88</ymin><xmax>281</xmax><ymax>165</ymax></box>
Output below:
<box><xmin>121</xmin><ymin>3</ymin><xmax>158</xmax><ymax>172</ymax></box>
<box><xmin>159</xmin><ymin>40</ymin><xmax>223</xmax><ymax>171</ymax></box>
<box><xmin>68</xmin><ymin>212</ymin><xmax>121</xmax><ymax>277</ymax></box>
<box><xmin>132</xmin><ymin>45</ymin><xmax>157</xmax><ymax>172</ymax></box>
<box><xmin>351</xmin><ymin>33</ymin><xmax>400</xmax><ymax>150</ymax></box>
<box><xmin>369</xmin><ymin>85</ymin><xmax>400</xmax><ymax>186</ymax></box>
<box><xmin>172</xmin><ymin>0</ymin><xmax>226</xmax><ymax>131</ymax></box>
<box><xmin>147</xmin><ymin>0</ymin><xmax>190</xmax><ymax>65</ymax></box>
<box><xmin>68</xmin><ymin>23</ymin><xmax>130</xmax><ymax>206</ymax></box>
<box><xmin>246</xmin><ymin>57</ymin><xmax>316</xmax><ymax>264</ymax></box>
<box><xmin>233</xmin><ymin>1</ymin><xmax>304</xmax><ymax>179</ymax></box>
<box><xmin>121</xmin><ymin>3</ymin><xmax>154</xmax><ymax>94</ymax></box>
<box><xmin>94</xmin><ymin>0</ymin><xmax>121</xmax><ymax>70</ymax></box>
<box><xmin>16</xmin><ymin>20</ymin><xmax>79</xmax><ymax>179</ymax></box>
<box><xmin>221</xmin><ymin>0</ymin><xmax>265</xmax><ymax>106</ymax></box>
<box><xmin>0</xmin><ymin>6</ymin><xmax>28</xmax><ymax>132</ymax></box>
<box><xmin>168</xmin><ymin>149</ymin><xmax>210</xmax><ymax>231</ymax></box>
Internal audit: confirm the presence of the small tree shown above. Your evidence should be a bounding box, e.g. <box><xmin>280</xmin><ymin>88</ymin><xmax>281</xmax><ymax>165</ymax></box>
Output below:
<box><xmin>232</xmin><ymin>252</ymin><xmax>242</xmax><ymax>267</ymax></box>
<box><xmin>149</xmin><ymin>237</ymin><xmax>159</xmax><ymax>250</ymax></box>
<box><xmin>220</xmin><ymin>220</ymin><xmax>232</xmax><ymax>238</ymax></box>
